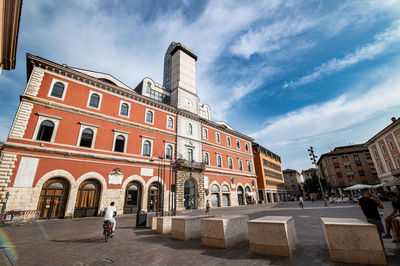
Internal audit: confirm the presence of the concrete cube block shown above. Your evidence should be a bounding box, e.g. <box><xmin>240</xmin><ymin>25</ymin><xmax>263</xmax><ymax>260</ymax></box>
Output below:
<box><xmin>321</xmin><ymin>217</ymin><xmax>386</xmax><ymax>265</ymax></box>
<box><xmin>157</xmin><ymin>216</ymin><xmax>184</xmax><ymax>234</ymax></box>
<box><xmin>201</xmin><ymin>215</ymin><xmax>249</xmax><ymax>248</ymax></box>
<box><xmin>146</xmin><ymin>212</ymin><xmax>155</xmax><ymax>228</ymax></box>
<box><xmin>171</xmin><ymin>215</ymin><xmax>214</xmax><ymax>240</ymax></box>
<box><xmin>248</xmin><ymin>216</ymin><xmax>297</xmax><ymax>257</ymax></box>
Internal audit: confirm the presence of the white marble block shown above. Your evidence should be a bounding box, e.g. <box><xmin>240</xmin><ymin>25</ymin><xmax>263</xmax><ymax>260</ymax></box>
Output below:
<box><xmin>171</xmin><ymin>215</ymin><xmax>214</xmax><ymax>240</ymax></box>
<box><xmin>146</xmin><ymin>212</ymin><xmax>155</xmax><ymax>228</ymax></box>
<box><xmin>248</xmin><ymin>216</ymin><xmax>297</xmax><ymax>257</ymax></box>
<box><xmin>321</xmin><ymin>217</ymin><xmax>386</xmax><ymax>265</ymax></box>
<box><xmin>157</xmin><ymin>216</ymin><xmax>183</xmax><ymax>234</ymax></box>
<box><xmin>201</xmin><ymin>215</ymin><xmax>249</xmax><ymax>248</ymax></box>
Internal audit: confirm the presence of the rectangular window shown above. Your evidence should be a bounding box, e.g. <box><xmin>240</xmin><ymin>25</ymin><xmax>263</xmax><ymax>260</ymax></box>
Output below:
<box><xmin>236</xmin><ymin>140</ymin><xmax>240</xmax><ymax>149</ymax></box>
<box><xmin>247</xmin><ymin>161</ymin><xmax>251</xmax><ymax>172</ymax></box>
<box><xmin>379</xmin><ymin>163</ymin><xmax>384</xmax><ymax>174</ymax></box>
<box><xmin>203</xmin><ymin>129</ymin><xmax>208</xmax><ymax>140</ymax></box>
<box><xmin>387</xmin><ymin>160</ymin><xmax>393</xmax><ymax>171</ymax></box>
<box><xmin>203</xmin><ymin>152</ymin><xmax>209</xmax><ymax>165</ymax></box>
<box><xmin>188</xmin><ymin>149</ymin><xmax>193</xmax><ymax>162</ymax></box>
<box><xmin>396</xmin><ymin>157</ymin><xmax>400</xmax><ymax>168</ymax></box>
<box><xmin>217</xmin><ymin>155</ymin><xmax>222</xmax><ymax>168</ymax></box>
<box><xmin>238</xmin><ymin>160</ymin><xmax>243</xmax><ymax>171</ymax></box>
<box><xmin>227</xmin><ymin>137</ymin><xmax>231</xmax><ymax>147</ymax></box>
<box><xmin>354</xmin><ymin>155</ymin><xmax>361</xmax><ymax>165</ymax></box>
<box><xmin>381</xmin><ymin>144</ymin><xmax>387</xmax><ymax>154</ymax></box>
<box><xmin>245</xmin><ymin>143</ymin><xmax>249</xmax><ymax>152</ymax></box>
<box><xmin>388</xmin><ymin>139</ymin><xmax>395</xmax><ymax>151</ymax></box>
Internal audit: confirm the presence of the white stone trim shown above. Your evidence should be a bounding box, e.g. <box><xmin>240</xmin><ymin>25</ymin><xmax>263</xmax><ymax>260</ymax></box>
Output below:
<box><xmin>215</xmin><ymin>132</ymin><xmax>221</xmax><ymax>143</ymax></box>
<box><xmin>9</xmin><ymin>101</ymin><xmax>34</xmax><ymax>139</ymax></box>
<box><xmin>76</xmin><ymin>171</ymin><xmax>108</xmax><ymax>215</ymax></box>
<box><xmin>119</xmin><ymin>100</ymin><xmax>131</xmax><ymax>118</ymax></box>
<box><xmin>121</xmin><ymin>175</ymin><xmax>147</xmax><ymax>211</ymax></box>
<box><xmin>0</xmin><ymin>153</ymin><xmax>17</xmax><ymax>202</ymax></box>
<box><xmin>76</xmin><ymin>123</ymin><xmax>98</xmax><ymax>149</ymax></box>
<box><xmin>32</xmin><ymin>113</ymin><xmax>61</xmax><ymax>143</ymax></box>
<box><xmin>86</xmin><ymin>90</ymin><xmax>103</xmax><ymax>110</ymax></box>
<box><xmin>24</xmin><ymin>67</ymin><xmax>45</xmax><ymax>96</ymax></box>
<box><xmin>226</xmin><ymin>136</ymin><xmax>231</xmax><ymax>147</ymax></box>
<box><xmin>47</xmin><ymin>78</ymin><xmax>68</xmax><ymax>101</ymax></box>
<box><xmin>112</xmin><ymin>131</ymin><xmax>128</xmax><ymax>153</ymax></box>
<box><xmin>145</xmin><ymin>109</ymin><xmax>155</xmax><ymax>125</ymax></box>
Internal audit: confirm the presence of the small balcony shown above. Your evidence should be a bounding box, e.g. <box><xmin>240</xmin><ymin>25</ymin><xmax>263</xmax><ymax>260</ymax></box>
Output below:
<box><xmin>173</xmin><ymin>159</ymin><xmax>205</xmax><ymax>171</ymax></box>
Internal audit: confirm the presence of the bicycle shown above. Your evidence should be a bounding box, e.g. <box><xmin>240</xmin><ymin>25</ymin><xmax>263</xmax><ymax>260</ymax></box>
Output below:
<box><xmin>103</xmin><ymin>220</ymin><xmax>113</xmax><ymax>242</ymax></box>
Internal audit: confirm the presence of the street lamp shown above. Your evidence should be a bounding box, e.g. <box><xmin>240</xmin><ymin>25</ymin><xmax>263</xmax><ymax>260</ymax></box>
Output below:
<box><xmin>149</xmin><ymin>153</ymin><xmax>175</xmax><ymax>216</ymax></box>
<box><xmin>308</xmin><ymin>146</ymin><xmax>328</xmax><ymax>207</ymax></box>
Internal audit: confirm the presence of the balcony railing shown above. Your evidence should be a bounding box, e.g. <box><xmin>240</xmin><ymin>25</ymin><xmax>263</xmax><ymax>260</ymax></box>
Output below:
<box><xmin>173</xmin><ymin>159</ymin><xmax>205</xmax><ymax>170</ymax></box>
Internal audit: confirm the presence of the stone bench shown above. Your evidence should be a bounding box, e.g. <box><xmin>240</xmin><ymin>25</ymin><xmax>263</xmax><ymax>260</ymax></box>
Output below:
<box><xmin>248</xmin><ymin>216</ymin><xmax>297</xmax><ymax>257</ymax></box>
<box><xmin>157</xmin><ymin>216</ymin><xmax>184</xmax><ymax>234</ymax></box>
<box><xmin>146</xmin><ymin>212</ymin><xmax>156</xmax><ymax>229</ymax></box>
<box><xmin>321</xmin><ymin>217</ymin><xmax>386</xmax><ymax>265</ymax></box>
<box><xmin>171</xmin><ymin>215</ymin><xmax>214</xmax><ymax>240</ymax></box>
<box><xmin>201</xmin><ymin>215</ymin><xmax>249</xmax><ymax>248</ymax></box>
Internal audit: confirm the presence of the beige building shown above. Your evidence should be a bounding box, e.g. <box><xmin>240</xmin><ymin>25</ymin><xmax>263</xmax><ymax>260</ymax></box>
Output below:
<box><xmin>0</xmin><ymin>0</ymin><xmax>23</xmax><ymax>73</ymax></box>
<box><xmin>282</xmin><ymin>169</ymin><xmax>301</xmax><ymax>197</ymax></box>
<box><xmin>301</xmin><ymin>168</ymin><xmax>317</xmax><ymax>181</ymax></box>
<box><xmin>366</xmin><ymin>117</ymin><xmax>400</xmax><ymax>184</ymax></box>
<box><xmin>317</xmin><ymin>144</ymin><xmax>379</xmax><ymax>193</ymax></box>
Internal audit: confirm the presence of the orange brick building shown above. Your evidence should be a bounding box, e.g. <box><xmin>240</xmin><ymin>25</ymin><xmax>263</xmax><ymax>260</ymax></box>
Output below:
<box><xmin>0</xmin><ymin>43</ymin><xmax>257</xmax><ymax>219</ymax></box>
<box><xmin>252</xmin><ymin>143</ymin><xmax>286</xmax><ymax>203</ymax></box>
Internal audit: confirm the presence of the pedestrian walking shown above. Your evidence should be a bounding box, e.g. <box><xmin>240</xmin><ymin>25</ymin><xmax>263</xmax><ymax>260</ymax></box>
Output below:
<box><xmin>205</xmin><ymin>200</ymin><xmax>210</xmax><ymax>215</ymax></box>
<box><xmin>298</xmin><ymin>196</ymin><xmax>304</xmax><ymax>209</ymax></box>
<box><xmin>359</xmin><ymin>188</ymin><xmax>394</xmax><ymax>256</ymax></box>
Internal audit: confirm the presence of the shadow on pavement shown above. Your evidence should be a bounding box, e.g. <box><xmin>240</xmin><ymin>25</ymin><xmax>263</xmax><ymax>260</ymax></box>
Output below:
<box><xmin>51</xmin><ymin>237</ymin><xmax>105</xmax><ymax>243</ymax></box>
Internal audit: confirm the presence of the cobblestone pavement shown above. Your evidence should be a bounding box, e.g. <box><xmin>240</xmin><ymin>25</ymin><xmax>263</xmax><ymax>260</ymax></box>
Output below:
<box><xmin>1</xmin><ymin>201</ymin><xmax>400</xmax><ymax>266</ymax></box>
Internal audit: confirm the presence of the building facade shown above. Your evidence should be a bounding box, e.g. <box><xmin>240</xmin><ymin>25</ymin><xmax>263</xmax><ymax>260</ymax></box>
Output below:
<box><xmin>0</xmin><ymin>43</ymin><xmax>257</xmax><ymax>219</ymax></box>
<box><xmin>366</xmin><ymin>117</ymin><xmax>400</xmax><ymax>184</ymax></box>
<box><xmin>317</xmin><ymin>144</ymin><xmax>379</xmax><ymax>193</ymax></box>
<box><xmin>282</xmin><ymin>169</ymin><xmax>302</xmax><ymax>197</ymax></box>
<box><xmin>253</xmin><ymin>143</ymin><xmax>286</xmax><ymax>203</ymax></box>
<box><xmin>301</xmin><ymin>168</ymin><xmax>316</xmax><ymax>181</ymax></box>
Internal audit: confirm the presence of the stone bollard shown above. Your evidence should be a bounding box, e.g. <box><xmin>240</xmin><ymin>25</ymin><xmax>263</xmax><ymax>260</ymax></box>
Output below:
<box><xmin>171</xmin><ymin>215</ymin><xmax>214</xmax><ymax>240</ymax></box>
<box><xmin>321</xmin><ymin>217</ymin><xmax>386</xmax><ymax>265</ymax></box>
<box><xmin>201</xmin><ymin>215</ymin><xmax>249</xmax><ymax>248</ymax></box>
<box><xmin>248</xmin><ymin>216</ymin><xmax>297</xmax><ymax>257</ymax></box>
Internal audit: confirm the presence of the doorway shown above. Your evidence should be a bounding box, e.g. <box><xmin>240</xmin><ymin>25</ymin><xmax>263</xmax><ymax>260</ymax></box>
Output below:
<box><xmin>124</xmin><ymin>182</ymin><xmax>142</xmax><ymax>214</ymax></box>
<box><xmin>74</xmin><ymin>179</ymin><xmax>101</xmax><ymax>218</ymax></box>
<box><xmin>37</xmin><ymin>178</ymin><xmax>69</xmax><ymax>219</ymax></box>
<box><xmin>184</xmin><ymin>179</ymin><xmax>196</xmax><ymax>209</ymax></box>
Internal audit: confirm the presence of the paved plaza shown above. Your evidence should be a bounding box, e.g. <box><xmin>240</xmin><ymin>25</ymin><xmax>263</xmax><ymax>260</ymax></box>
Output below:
<box><xmin>1</xmin><ymin>201</ymin><xmax>400</xmax><ymax>265</ymax></box>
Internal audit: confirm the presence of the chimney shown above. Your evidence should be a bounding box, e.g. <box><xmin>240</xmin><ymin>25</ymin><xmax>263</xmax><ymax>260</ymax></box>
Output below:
<box><xmin>391</xmin><ymin>117</ymin><xmax>396</xmax><ymax>123</ymax></box>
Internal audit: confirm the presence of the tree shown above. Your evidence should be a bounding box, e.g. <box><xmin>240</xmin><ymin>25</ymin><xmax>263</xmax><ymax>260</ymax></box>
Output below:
<box><xmin>303</xmin><ymin>173</ymin><xmax>329</xmax><ymax>195</ymax></box>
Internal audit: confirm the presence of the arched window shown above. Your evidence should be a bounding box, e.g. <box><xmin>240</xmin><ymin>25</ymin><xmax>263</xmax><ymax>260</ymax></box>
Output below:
<box><xmin>245</xmin><ymin>186</ymin><xmax>251</xmax><ymax>193</ymax></box>
<box><xmin>114</xmin><ymin>135</ymin><xmax>125</xmax><ymax>152</ymax></box>
<box><xmin>142</xmin><ymin>140</ymin><xmax>151</xmax><ymax>156</ymax></box>
<box><xmin>166</xmin><ymin>145</ymin><xmax>173</xmax><ymax>159</ymax></box>
<box><xmin>222</xmin><ymin>185</ymin><xmax>230</xmax><ymax>192</ymax></box>
<box><xmin>203</xmin><ymin>128</ymin><xmax>208</xmax><ymax>139</ymax></box>
<box><xmin>217</xmin><ymin>155</ymin><xmax>222</xmax><ymax>168</ymax></box>
<box><xmin>245</xmin><ymin>143</ymin><xmax>249</xmax><ymax>152</ymax></box>
<box><xmin>79</xmin><ymin>128</ymin><xmax>94</xmax><ymax>147</ymax></box>
<box><xmin>211</xmin><ymin>184</ymin><xmax>220</xmax><ymax>193</ymax></box>
<box><xmin>228</xmin><ymin>158</ymin><xmax>233</xmax><ymax>169</ymax></box>
<box><xmin>203</xmin><ymin>153</ymin><xmax>209</xmax><ymax>165</ymax></box>
<box><xmin>167</xmin><ymin>117</ymin><xmax>174</xmax><ymax>129</ymax></box>
<box><xmin>187</xmin><ymin>123</ymin><xmax>193</xmax><ymax>134</ymax></box>
<box><xmin>120</xmin><ymin>103</ymin><xmax>129</xmax><ymax>116</ymax></box>
<box><xmin>216</xmin><ymin>133</ymin><xmax>220</xmax><ymax>143</ymax></box>
<box><xmin>247</xmin><ymin>161</ymin><xmax>252</xmax><ymax>172</ymax></box>
<box><xmin>89</xmin><ymin>93</ymin><xmax>100</xmax><ymax>108</ymax></box>
<box><xmin>239</xmin><ymin>160</ymin><xmax>243</xmax><ymax>171</ymax></box>
<box><xmin>146</xmin><ymin>110</ymin><xmax>153</xmax><ymax>123</ymax></box>
<box><xmin>36</xmin><ymin>120</ymin><xmax>55</xmax><ymax>141</ymax></box>
<box><xmin>227</xmin><ymin>137</ymin><xmax>231</xmax><ymax>146</ymax></box>
<box><xmin>51</xmin><ymin>82</ymin><xmax>65</xmax><ymax>98</ymax></box>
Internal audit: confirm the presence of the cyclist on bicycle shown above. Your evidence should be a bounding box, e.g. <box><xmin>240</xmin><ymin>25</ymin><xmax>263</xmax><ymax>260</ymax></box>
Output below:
<box><xmin>104</xmin><ymin>202</ymin><xmax>117</xmax><ymax>232</ymax></box>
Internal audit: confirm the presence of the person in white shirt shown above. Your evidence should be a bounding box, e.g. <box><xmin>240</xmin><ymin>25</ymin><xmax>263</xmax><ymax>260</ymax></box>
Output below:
<box><xmin>104</xmin><ymin>202</ymin><xmax>117</xmax><ymax>232</ymax></box>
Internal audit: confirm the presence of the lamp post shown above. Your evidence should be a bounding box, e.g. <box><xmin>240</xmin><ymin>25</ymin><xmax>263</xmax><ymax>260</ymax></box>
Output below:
<box><xmin>150</xmin><ymin>153</ymin><xmax>175</xmax><ymax>217</ymax></box>
<box><xmin>308</xmin><ymin>146</ymin><xmax>328</xmax><ymax>207</ymax></box>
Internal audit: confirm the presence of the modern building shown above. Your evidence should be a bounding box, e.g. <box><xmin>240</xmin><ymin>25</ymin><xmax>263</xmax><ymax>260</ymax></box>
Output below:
<box><xmin>317</xmin><ymin>144</ymin><xmax>379</xmax><ymax>194</ymax></box>
<box><xmin>282</xmin><ymin>169</ymin><xmax>302</xmax><ymax>197</ymax></box>
<box><xmin>0</xmin><ymin>0</ymin><xmax>23</xmax><ymax>73</ymax></box>
<box><xmin>253</xmin><ymin>143</ymin><xmax>286</xmax><ymax>203</ymax></box>
<box><xmin>0</xmin><ymin>42</ymin><xmax>257</xmax><ymax>219</ymax></box>
<box><xmin>366</xmin><ymin>117</ymin><xmax>400</xmax><ymax>184</ymax></box>
<box><xmin>301</xmin><ymin>168</ymin><xmax>316</xmax><ymax>181</ymax></box>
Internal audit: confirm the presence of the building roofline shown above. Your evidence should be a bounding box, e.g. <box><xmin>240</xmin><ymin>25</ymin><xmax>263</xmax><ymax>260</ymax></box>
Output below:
<box><xmin>366</xmin><ymin>117</ymin><xmax>400</xmax><ymax>145</ymax></box>
<box><xmin>317</xmin><ymin>144</ymin><xmax>368</xmax><ymax>165</ymax></box>
<box><xmin>283</xmin><ymin>169</ymin><xmax>300</xmax><ymax>175</ymax></box>
<box><xmin>170</xmin><ymin>43</ymin><xmax>198</xmax><ymax>61</ymax></box>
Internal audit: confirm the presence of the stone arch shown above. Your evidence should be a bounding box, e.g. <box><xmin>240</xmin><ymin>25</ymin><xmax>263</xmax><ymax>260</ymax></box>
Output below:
<box><xmin>220</xmin><ymin>181</ymin><xmax>231</xmax><ymax>207</ymax></box>
<box><xmin>209</xmin><ymin>181</ymin><xmax>221</xmax><ymax>207</ymax></box>
<box><xmin>146</xmin><ymin>176</ymin><xmax>167</xmax><ymax>213</ymax></box>
<box><xmin>75</xmin><ymin>172</ymin><xmax>108</xmax><ymax>216</ymax></box>
<box><xmin>183</xmin><ymin>177</ymin><xmax>198</xmax><ymax>210</ymax></box>
<box><xmin>146</xmin><ymin>176</ymin><xmax>167</xmax><ymax>189</ymax></box>
<box><xmin>121</xmin><ymin>175</ymin><xmax>147</xmax><ymax>212</ymax></box>
<box><xmin>236</xmin><ymin>183</ymin><xmax>245</xmax><ymax>206</ymax></box>
<box><xmin>35</xmin><ymin>169</ymin><xmax>76</xmax><ymax>218</ymax></box>
<box><xmin>221</xmin><ymin>181</ymin><xmax>231</xmax><ymax>191</ymax></box>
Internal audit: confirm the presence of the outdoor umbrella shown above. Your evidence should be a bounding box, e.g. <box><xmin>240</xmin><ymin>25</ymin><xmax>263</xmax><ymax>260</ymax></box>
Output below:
<box><xmin>343</xmin><ymin>184</ymin><xmax>373</xmax><ymax>191</ymax></box>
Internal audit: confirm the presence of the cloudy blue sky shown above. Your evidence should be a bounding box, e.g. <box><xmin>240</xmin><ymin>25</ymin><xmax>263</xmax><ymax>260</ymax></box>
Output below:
<box><xmin>1</xmin><ymin>0</ymin><xmax>400</xmax><ymax>173</ymax></box>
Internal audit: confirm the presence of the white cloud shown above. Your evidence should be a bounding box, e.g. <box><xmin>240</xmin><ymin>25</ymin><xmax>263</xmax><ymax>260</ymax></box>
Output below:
<box><xmin>251</xmin><ymin>64</ymin><xmax>400</xmax><ymax>170</ymax></box>
<box><xmin>295</xmin><ymin>21</ymin><xmax>400</xmax><ymax>86</ymax></box>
